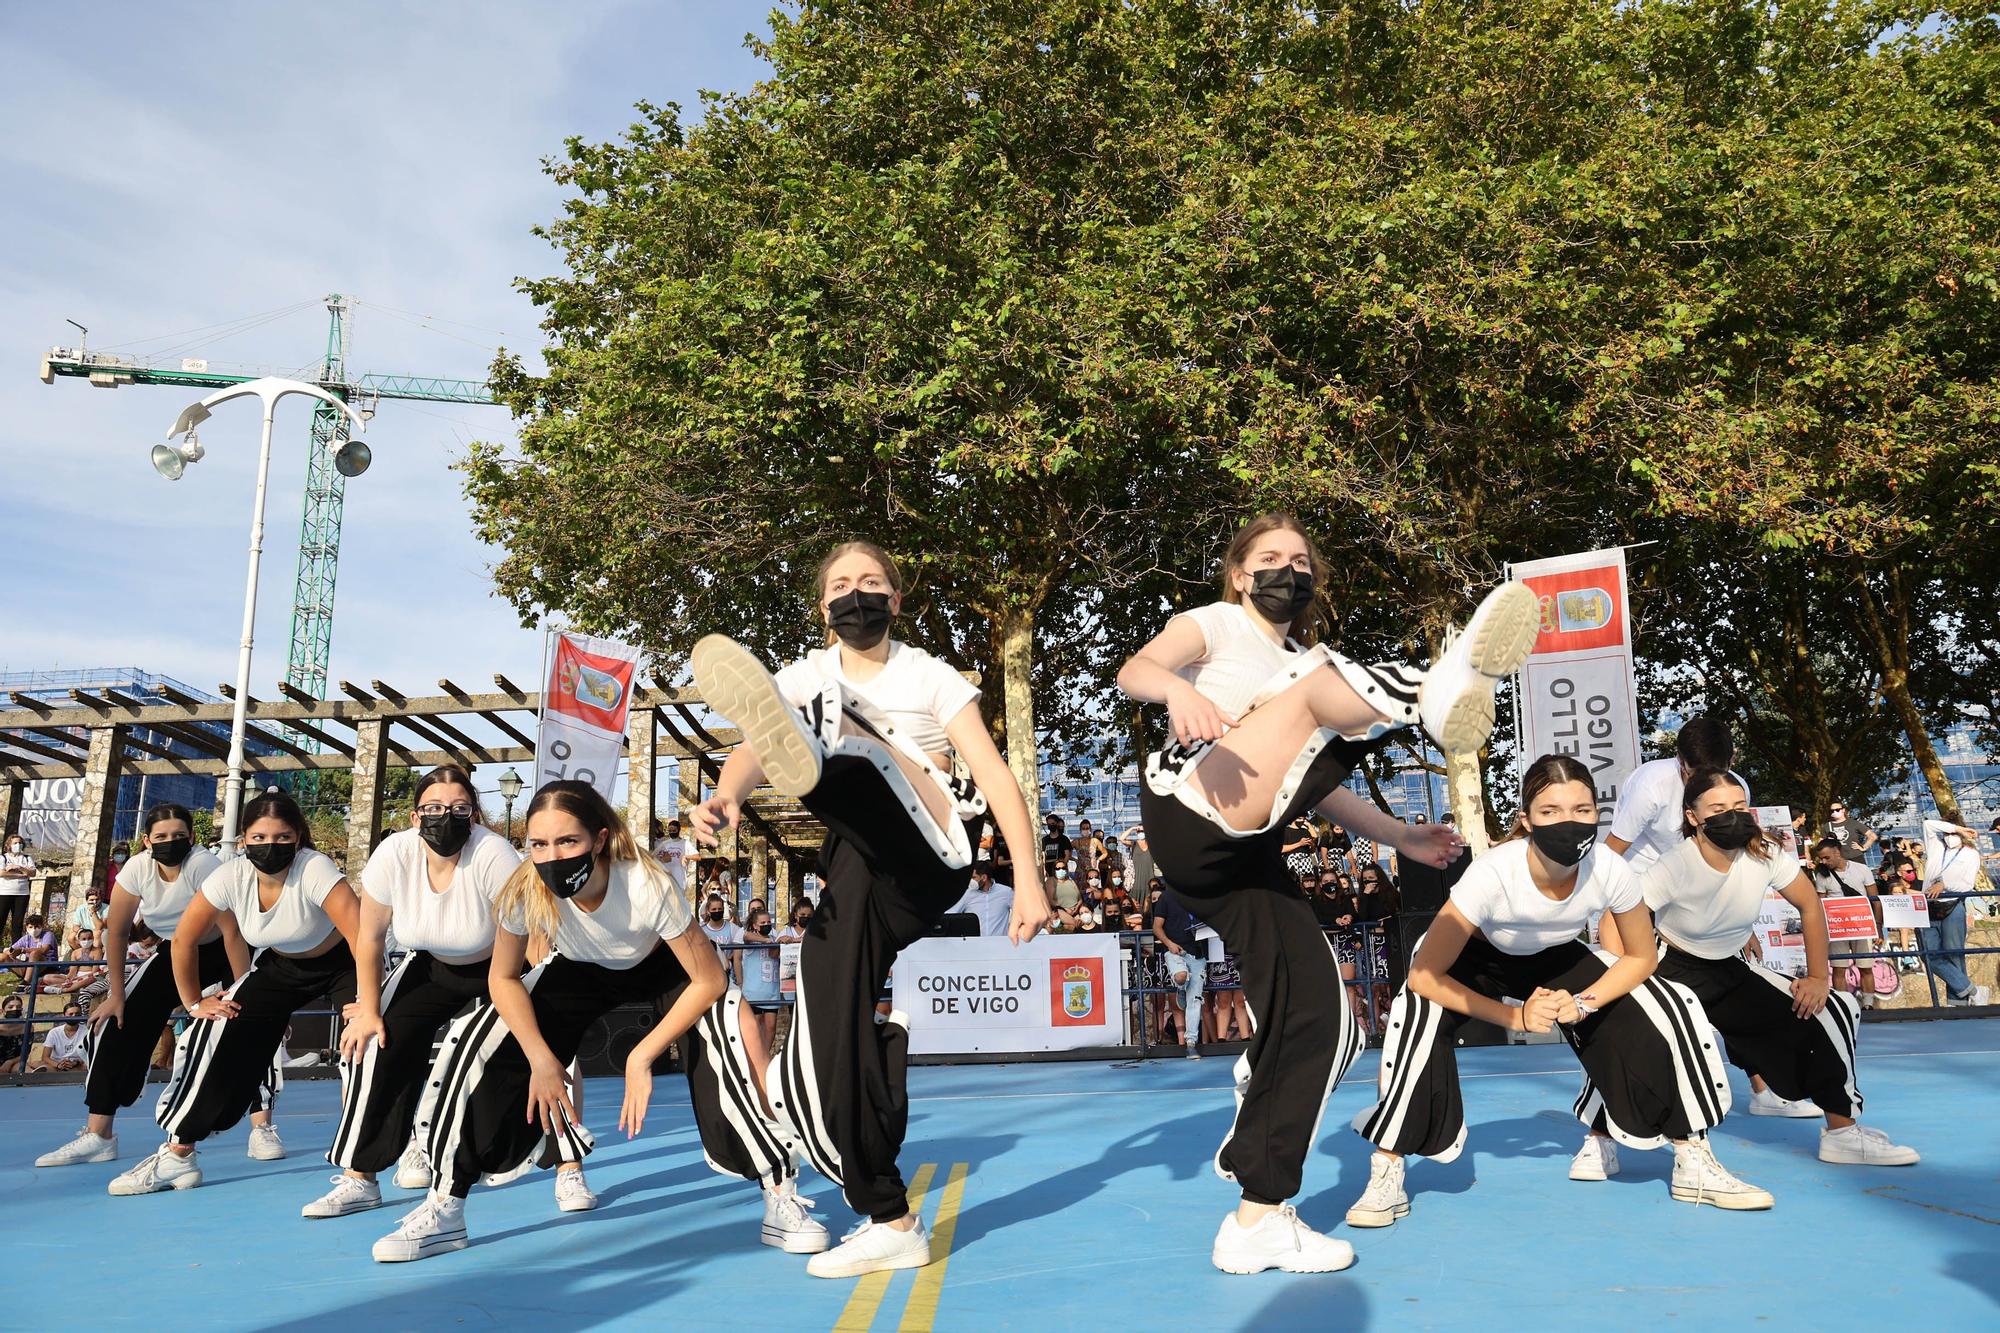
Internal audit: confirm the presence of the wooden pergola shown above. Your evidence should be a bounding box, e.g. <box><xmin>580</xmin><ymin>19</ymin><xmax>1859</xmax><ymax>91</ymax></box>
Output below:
<box><xmin>0</xmin><ymin>675</ymin><xmax>826</xmax><ymax>914</ymax></box>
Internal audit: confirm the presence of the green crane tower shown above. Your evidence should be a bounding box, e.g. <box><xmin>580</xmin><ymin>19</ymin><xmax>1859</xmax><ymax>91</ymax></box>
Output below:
<box><xmin>40</xmin><ymin>296</ymin><xmax>499</xmax><ymax>780</ymax></box>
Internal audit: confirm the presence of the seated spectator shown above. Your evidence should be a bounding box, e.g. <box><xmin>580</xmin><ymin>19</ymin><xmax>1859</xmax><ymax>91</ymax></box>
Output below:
<box><xmin>66</xmin><ymin>888</ymin><xmax>109</xmax><ymax>953</ymax></box>
<box><xmin>29</xmin><ymin>1004</ymin><xmax>88</xmax><ymax>1072</ymax></box>
<box><xmin>40</xmin><ymin>929</ymin><xmax>106</xmax><ymax>994</ymax></box>
<box><xmin>1310</xmin><ymin>873</ymin><xmax>1347</xmax><ymax>929</ymax></box>
<box><xmin>946</xmin><ymin>864</ymin><xmax>1016</xmax><ymax>937</ymax></box>
<box><xmin>1056</xmin><ymin>898</ymin><xmax>1103</xmax><ymax>933</ymax></box>
<box><xmin>0</xmin><ymin>993</ymin><xmax>25</xmax><ymax>1073</ymax></box>
<box><xmin>1049</xmin><ymin>864</ymin><xmax>1080</xmax><ymax>914</ymax></box>
<box><xmin>2</xmin><ymin>914</ymin><xmax>59</xmax><ymax>981</ymax></box>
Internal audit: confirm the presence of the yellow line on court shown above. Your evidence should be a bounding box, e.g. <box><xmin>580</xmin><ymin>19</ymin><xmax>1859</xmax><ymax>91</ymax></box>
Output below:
<box><xmin>833</xmin><ymin>1162</ymin><xmax>937</xmax><ymax>1333</ymax></box>
<box><xmin>895</xmin><ymin>1161</ymin><xmax>969</xmax><ymax>1333</ymax></box>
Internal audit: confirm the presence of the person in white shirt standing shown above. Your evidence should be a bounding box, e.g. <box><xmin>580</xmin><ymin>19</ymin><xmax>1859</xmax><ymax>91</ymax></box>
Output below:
<box><xmin>652</xmin><ymin>818</ymin><xmax>693</xmax><ymax>894</ymax></box>
<box><xmin>0</xmin><ymin>833</ymin><xmax>34</xmax><ymax>945</ymax></box>
<box><xmin>1604</xmin><ymin>717</ymin><xmax>1746</xmax><ymax>872</ymax></box>
<box><xmin>1119</xmin><ymin>512</ymin><xmax>1531</xmax><ymax>1276</ymax></box>
<box><xmin>303</xmin><ymin>766</ymin><xmax>529</xmax><ymax>1221</ymax></box>
<box><xmin>1352</xmin><ymin>755</ymin><xmax>1757</xmax><ymax>1229</ymax></box>
<box><xmin>1811</xmin><ymin>838</ymin><xmax>1883</xmax><ymax>1008</ymax></box>
<box><xmin>946</xmin><ymin>864</ymin><xmax>1015</xmax><ymax>937</ymax></box>
<box><xmin>688</xmin><ymin>539</ymin><xmax>1050</xmax><ymax>1280</ymax></box>
<box><xmin>1918</xmin><ymin>816</ymin><xmax>1987</xmax><ymax>1006</ymax></box>
<box><xmin>1592</xmin><ymin>770</ymin><xmax>1918</xmax><ymax>1171</ymax></box>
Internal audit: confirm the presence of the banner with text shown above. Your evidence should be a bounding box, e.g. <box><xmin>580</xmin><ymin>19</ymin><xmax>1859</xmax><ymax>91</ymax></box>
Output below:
<box><xmin>892</xmin><ymin>933</ymin><xmax>1126</xmax><ymax>1055</ymax></box>
<box><xmin>535</xmin><ymin>632</ymin><xmax>642</xmax><ymax>803</ymax></box>
<box><xmin>1512</xmin><ymin>548</ymin><xmax>1644</xmax><ymax>822</ymax></box>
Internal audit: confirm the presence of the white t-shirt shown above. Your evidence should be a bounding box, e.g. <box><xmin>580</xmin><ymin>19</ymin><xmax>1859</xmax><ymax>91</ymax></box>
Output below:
<box><xmin>45</xmin><ymin>1022</ymin><xmax>89</xmax><ymax>1062</ymax></box>
<box><xmin>360</xmin><ymin>826</ymin><xmax>520</xmax><ymax>964</ymax></box>
<box><xmin>947</xmin><ymin>881</ymin><xmax>1016</xmax><ymax>937</ymax></box>
<box><xmin>1813</xmin><ymin>861</ymin><xmax>1873</xmax><ymax>899</ymax></box>
<box><xmin>116</xmin><ymin>846</ymin><xmax>224</xmax><ymax>943</ymax></box>
<box><xmin>498</xmin><ymin>858</ymin><xmax>693</xmax><ymax>971</ymax></box>
<box><xmin>200</xmin><ymin>849</ymin><xmax>347</xmax><ymax>954</ymax></box>
<box><xmin>1450</xmin><ymin>838</ymin><xmax>1644</xmax><ymax>956</ymax></box>
<box><xmin>1171</xmin><ymin>600</ymin><xmax>1303</xmax><ymax>721</ymax></box>
<box><xmin>1643</xmin><ymin>837</ymin><xmax>1800</xmax><ymax>960</ymax></box>
<box><xmin>651</xmin><ymin>836</ymin><xmax>692</xmax><ymax>890</ymax></box>
<box><xmin>702</xmin><ymin>919</ymin><xmax>745</xmax><ymax>948</ymax></box>
<box><xmin>775</xmin><ymin>641</ymin><xmax>979</xmax><ymax>756</ymax></box>
<box><xmin>1608</xmin><ymin>759</ymin><xmax>1751</xmax><ymax>873</ymax></box>
<box><xmin>0</xmin><ymin>850</ymin><xmax>32</xmax><ymax>896</ymax></box>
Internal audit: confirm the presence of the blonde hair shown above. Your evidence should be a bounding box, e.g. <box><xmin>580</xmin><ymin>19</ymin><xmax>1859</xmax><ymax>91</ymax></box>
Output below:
<box><xmin>815</xmin><ymin>540</ymin><xmax>904</xmax><ymax>646</ymax></box>
<box><xmin>1219</xmin><ymin>513</ymin><xmax>1327</xmax><ymax>645</ymax></box>
<box><xmin>494</xmin><ymin>780</ymin><xmax>645</xmax><ymax>940</ymax></box>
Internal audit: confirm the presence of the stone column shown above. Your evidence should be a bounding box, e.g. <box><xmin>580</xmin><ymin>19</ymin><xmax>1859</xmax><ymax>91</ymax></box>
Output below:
<box><xmin>626</xmin><ymin>706</ymin><xmax>658</xmax><ymax>849</ymax></box>
<box><xmin>774</xmin><ymin>854</ymin><xmax>795</xmax><ymax>921</ymax></box>
<box><xmin>69</xmin><ymin>724</ymin><xmax>127</xmax><ymax>901</ymax></box>
<box><xmin>677</xmin><ymin>756</ymin><xmax>701</xmax><ymax>824</ymax></box>
<box><xmin>0</xmin><ymin>777</ymin><xmax>23</xmax><ymax>843</ymax></box>
<box><xmin>749</xmin><ymin>835</ymin><xmax>770</xmax><ymax>907</ymax></box>
<box><xmin>345</xmin><ymin>719</ymin><xmax>389</xmax><ymax>875</ymax></box>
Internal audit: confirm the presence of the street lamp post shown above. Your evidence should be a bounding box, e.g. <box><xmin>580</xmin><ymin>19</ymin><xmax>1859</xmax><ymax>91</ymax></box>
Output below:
<box><xmin>155</xmin><ymin>378</ymin><xmax>371</xmax><ymax>853</ymax></box>
<box><xmin>498</xmin><ymin>766</ymin><xmax>524</xmax><ymax>843</ymax></box>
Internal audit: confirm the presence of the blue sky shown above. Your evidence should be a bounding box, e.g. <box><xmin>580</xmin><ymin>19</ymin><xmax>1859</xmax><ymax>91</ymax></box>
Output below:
<box><xmin>0</xmin><ymin>3</ymin><xmax>776</xmax><ymax>805</ymax></box>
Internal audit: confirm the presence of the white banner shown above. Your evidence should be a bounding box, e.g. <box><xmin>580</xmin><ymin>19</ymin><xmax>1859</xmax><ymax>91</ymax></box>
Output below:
<box><xmin>1880</xmin><ymin>893</ymin><xmax>1929</xmax><ymax>930</ymax></box>
<box><xmin>1511</xmin><ymin>548</ymin><xmax>1644</xmax><ymax>822</ymax></box>
<box><xmin>535</xmin><ymin>632</ymin><xmax>642</xmax><ymax>802</ymax></box>
<box><xmin>892</xmin><ymin>933</ymin><xmax>1126</xmax><ymax>1055</ymax></box>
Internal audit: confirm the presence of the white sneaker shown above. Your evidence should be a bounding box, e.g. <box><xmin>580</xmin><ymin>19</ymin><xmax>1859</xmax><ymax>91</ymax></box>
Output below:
<box><xmin>37</xmin><ymin>1129</ymin><xmax>118</xmax><ymax>1167</ymax></box>
<box><xmin>1569</xmin><ymin>1135</ymin><xmax>1620</xmax><ymax>1181</ymax></box>
<box><xmin>109</xmin><ymin>1145</ymin><xmax>202</xmax><ymax>1196</ymax></box>
<box><xmin>303</xmin><ymin>1173</ymin><xmax>385</xmax><ymax>1218</ymax></box>
<box><xmin>554</xmin><ymin>1166</ymin><xmax>598</xmax><ymax>1213</ymax></box>
<box><xmin>763</xmin><ymin>1184</ymin><xmax>831</xmax><ymax>1253</ymax></box>
<box><xmin>1670</xmin><ymin>1138</ymin><xmax>1773</xmax><ymax>1210</ymax></box>
<box><xmin>1417</xmin><ymin>584</ymin><xmax>1537</xmax><ymax>754</ymax></box>
<box><xmin>1747</xmin><ymin>1086</ymin><xmax>1822</xmax><ymax>1118</ymax></box>
<box><xmin>806</xmin><ymin>1216</ymin><xmax>932</xmax><ymax>1279</ymax></box>
<box><xmin>372</xmin><ymin>1192</ymin><xmax>469</xmax><ymax>1263</ymax></box>
<box><xmin>1212</xmin><ymin>1205</ymin><xmax>1356</xmax><ymax>1275</ymax></box>
<box><xmin>394</xmin><ymin>1140</ymin><xmax>432</xmax><ymax>1190</ymax></box>
<box><xmin>1819</xmin><ymin>1124</ymin><xmax>1920</xmax><ymax>1167</ymax></box>
<box><xmin>1344</xmin><ymin>1152</ymin><xmax>1409</xmax><ymax>1228</ymax></box>
<box><xmin>691</xmin><ymin>635</ymin><xmax>823</xmax><ymax>797</ymax></box>
<box><xmin>1959</xmin><ymin>985</ymin><xmax>1992</xmax><ymax>1007</ymax></box>
<box><xmin>247</xmin><ymin>1123</ymin><xmax>286</xmax><ymax>1161</ymax></box>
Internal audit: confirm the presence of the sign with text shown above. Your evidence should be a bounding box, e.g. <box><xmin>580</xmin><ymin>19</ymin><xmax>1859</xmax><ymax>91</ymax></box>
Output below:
<box><xmin>892</xmin><ymin>933</ymin><xmax>1125</xmax><ymax>1054</ymax></box>
<box><xmin>1880</xmin><ymin>893</ymin><xmax>1929</xmax><ymax>930</ymax></box>
<box><xmin>1754</xmin><ymin>893</ymin><xmax>1808</xmax><ymax>976</ymax></box>
<box><xmin>534</xmin><ymin>632</ymin><xmax>641</xmax><ymax>802</ymax></box>
<box><xmin>1823</xmin><ymin>895</ymin><xmax>1879</xmax><ymax>942</ymax></box>
<box><xmin>1511</xmin><ymin>549</ymin><xmax>1642</xmax><ymax>824</ymax></box>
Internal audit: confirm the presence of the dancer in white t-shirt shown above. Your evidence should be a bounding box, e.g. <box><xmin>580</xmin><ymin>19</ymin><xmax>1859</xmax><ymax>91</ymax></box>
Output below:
<box><xmin>688</xmin><ymin>539</ymin><xmax>1051</xmax><ymax>1280</ymax></box>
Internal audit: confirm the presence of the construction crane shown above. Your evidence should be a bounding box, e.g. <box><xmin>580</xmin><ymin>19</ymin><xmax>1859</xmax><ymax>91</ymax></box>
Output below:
<box><xmin>40</xmin><ymin>294</ymin><xmax>500</xmax><ymax>778</ymax></box>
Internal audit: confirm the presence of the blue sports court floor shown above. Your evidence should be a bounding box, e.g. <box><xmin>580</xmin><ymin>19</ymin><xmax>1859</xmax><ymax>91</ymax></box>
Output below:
<box><xmin>5</xmin><ymin>1018</ymin><xmax>1995</xmax><ymax>1331</ymax></box>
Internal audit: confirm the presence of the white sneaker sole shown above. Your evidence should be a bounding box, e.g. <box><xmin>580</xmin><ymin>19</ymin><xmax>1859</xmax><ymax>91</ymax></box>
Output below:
<box><xmin>1568</xmin><ymin>1162</ymin><xmax>1618</xmax><ymax>1181</ymax></box>
<box><xmin>1461</xmin><ymin>583</ymin><xmax>1541</xmax><ymax>678</ymax></box>
<box><xmin>303</xmin><ymin>1194</ymin><xmax>387</xmax><ymax>1219</ymax></box>
<box><xmin>691</xmin><ymin>635</ymin><xmax>822</xmax><ymax>797</ymax></box>
<box><xmin>1423</xmin><ymin>686</ymin><xmax>1497</xmax><ymax>755</ymax></box>
<box><xmin>1819</xmin><ymin>1146</ymin><xmax>1920</xmax><ymax>1167</ymax></box>
<box><xmin>38</xmin><ymin>1145</ymin><xmax>118</xmax><ymax>1167</ymax></box>
<box><xmin>247</xmin><ymin>1141</ymin><xmax>287</xmax><ymax>1161</ymax></box>
<box><xmin>557</xmin><ymin>1193</ymin><xmax>599</xmax><ymax>1213</ymax></box>
<box><xmin>109</xmin><ymin>1166</ymin><xmax>202</xmax><ymax>1196</ymax></box>
<box><xmin>372</xmin><ymin>1230</ymin><xmax>469</xmax><ymax>1263</ymax></box>
<box><xmin>1212</xmin><ymin>1246</ymin><xmax>1357</xmax><ymax>1275</ymax></box>
<box><xmin>1748</xmin><ymin>1101</ymin><xmax>1821</xmax><ymax>1119</ymax></box>
<box><xmin>763</xmin><ymin>1222</ymin><xmax>832</xmax><ymax>1254</ymax></box>
<box><xmin>1342</xmin><ymin>1201</ymin><xmax>1409</xmax><ymax>1228</ymax></box>
<box><xmin>1670</xmin><ymin>1185</ymin><xmax>1773</xmax><ymax>1210</ymax></box>
<box><xmin>394</xmin><ymin>1168</ymin><xmax>433</xmax><ymax>1190</ymax></box>
<box><xmin>807</xmin><ymin>1244</ymin><xmax>932</xmax><ymax>1279</ymax></box>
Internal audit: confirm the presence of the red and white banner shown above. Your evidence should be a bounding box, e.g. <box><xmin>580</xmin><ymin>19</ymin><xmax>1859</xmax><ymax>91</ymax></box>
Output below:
<box><xmin>892</xmin><ymin>933</ymin><xmax>1126</xmax><ymax>1055</ymax></box>
<box><xmin>1510</xmin><ymin>548</ymin><xmax>1644</xmax><ymax>822</ymax></box>
<box><xmin>534</xmin><ymin>631</ymin><xmax>642</xmax><ymax>802</ymax></box>
<box><xmin>1823</xmin><ymin>896</ymin><xmax>1879</xmax><ymax>942</ymax></box>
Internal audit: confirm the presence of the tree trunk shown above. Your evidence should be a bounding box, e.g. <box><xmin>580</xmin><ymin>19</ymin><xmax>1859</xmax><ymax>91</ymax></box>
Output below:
<box><xmin>1445</xmin><ymin>747</ymin><xmax>1491</xmax><ymax>857</ymax></box>
<box><xmin>1849</xmin><ymin>565</ymin><xmax>1961</xmax><ymax>822</ymax></box>
<box><xmin>998</xmin><ymin>600</ymin><xmax>1041</xmax><ymax>819</ymax></box>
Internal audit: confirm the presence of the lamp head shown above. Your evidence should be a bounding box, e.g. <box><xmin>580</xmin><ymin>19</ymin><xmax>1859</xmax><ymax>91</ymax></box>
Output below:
<box><xmin>150</xmin><ymin>432</ymin><xmax>204</xmax><ymax>481</ymax></box>
<box><xmin>332</xmin><ymin>439</ymin><xmax>372</xmax><ymax>479</ymax></box>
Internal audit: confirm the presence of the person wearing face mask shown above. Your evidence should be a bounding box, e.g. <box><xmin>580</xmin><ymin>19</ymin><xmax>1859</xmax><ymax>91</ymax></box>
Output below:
<box><xmin>0</xmin><ymin>833</ymin><xmax>34</xmax><ymax>945</ymax></box>
<box><xmin>369</xmin><ymin>780</ymin><xmax>729</xmax><ymax>1262</ymax></box>
<box><xmin>1352</xmin><ymin>754</ymin><xmax>1758</xmax><ymax>1229</ymax></box>
<box><xmin>1117</xmin><ymin>512</ymin><xmax>1527</xmax><ymax>1276</ymax></box>
<box><xmin>0</xmin><ymin>993</ymin><xmax>26</xmax><ymax>1074</ymax></box>
<box><xmin>1604</xmin><ymin>717</ymin><xmax>1747</xmax><ymax>873</ymax></box>
<box><xmin>293</xmin><ymin>767</ymin><xmax>525</xmax><ymax>1220</ymax></box>
<box><xmin>947</xmin><ymin>864</ymin><xmax>1015</xmax><ymax>938</ymax></box>
<box><xmin>39</xmin><ymin>803</ymin><xmax>260</xmax><ymax>1171</ymax></box>
<box><xmin>1577</xmin><ymin>770</ymin><xmax>1918</xmax><ymax>1176</ymax></box>
<box><xmin>108</xmin><ymin>791</ymin><xmax>361</xmax><ymax>1196</ymax></box>
<box><xmin>1918</xmin><ymin>816</ymin><xmax>1987</xmax><ymax>1007</ymax></box>
<box><xmin>686</xmin><ymin>538</ymin><xmax>1051</xmax><ymax>1280</ymax></box>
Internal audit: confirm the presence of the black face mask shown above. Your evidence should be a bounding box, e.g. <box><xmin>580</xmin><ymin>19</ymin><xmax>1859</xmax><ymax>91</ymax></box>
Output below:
<box><xmin>707</xmin><ymin>909</ymin><xmax>725</xmax><ymax>922</ymax></box>
<box><xmin>1529</xmin><ymin>820</ymin><xmax>1597</xmax><ymax>868</ymax></box>
<box><xmin>419</xmin><ymin>811</ymin><xmax>474</xmax><ymax>858</ymax></box>
<box><xmin>1701</xmin><ymin>810</ymin><xmax>1761</xmax><ymax>850</ymax></box>
<box><xmin>827</xmin><ymin>589</ymin><xmax>894</xmax><ymax>650</ymax></box>
<box><xmin>536</xmin><ymin>850</ymin><xmax>594</xmax><ymax>899</ymax></box>
<box><xmin>1247</xmin><ymin>567</ymin><xmax>1314</xmax><ymax>624</ymax></box>
<box><xmin>244</xmin><ymin>841</ymin><xmax>299</xmax><ymax>876</ymax></box>
<box><xmin>151</xmin><ymin>837</ymin><xmax>193</xmax><ymax>868</ymax></box>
